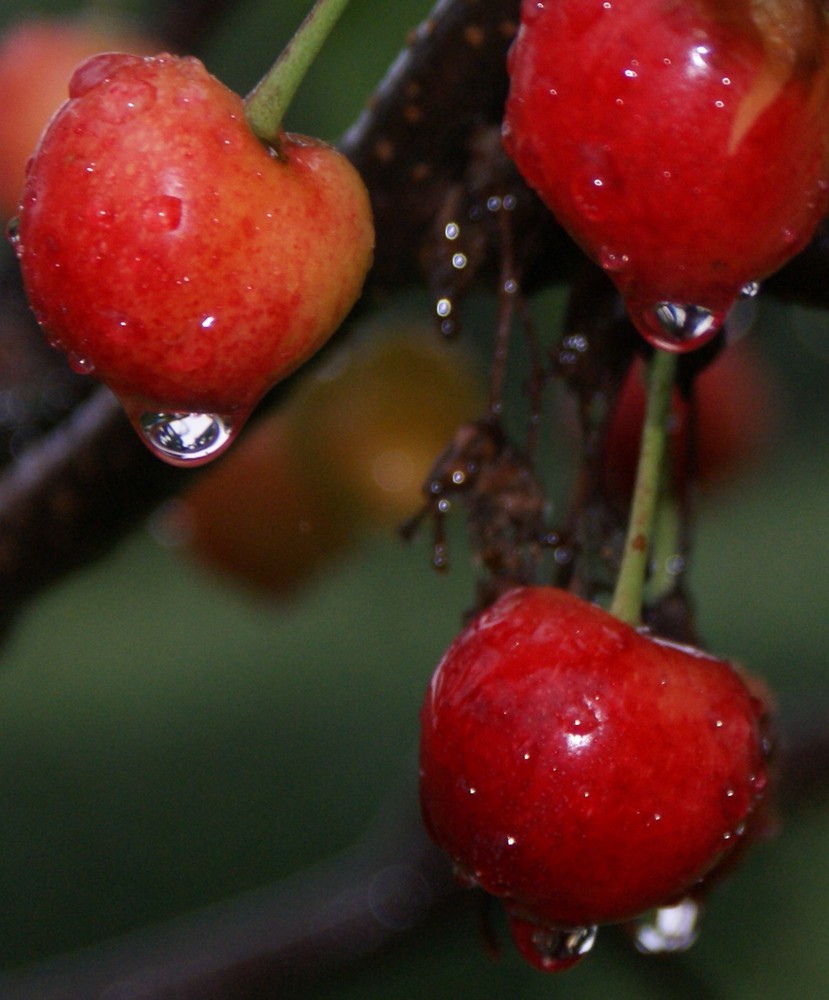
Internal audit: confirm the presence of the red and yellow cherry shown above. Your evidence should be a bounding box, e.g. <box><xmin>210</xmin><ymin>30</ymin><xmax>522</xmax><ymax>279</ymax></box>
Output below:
<box><xmin>170</xmin><ymin>408</ymin><xmax>357</xmax><ymax>599</ymax></box>
<box><xmin>175</xmin><ymin>325</ymin><xmax>485</xmax><ymax>596</ymax></box>
<box><xmin>11</xmin><ymin>52</ymin><xmax>374</xmax><ymax>465</ymax></box>
<box><xmin>286</xmin><ymin>327</ymin><xmax>486</xmax><ymax>525</ymax></box>
<box><xmin>503</xmin><ymin>0</ymin><xmax>829</xmax><ymax>351</ymax></box>
<box><xmin>0</xmin><ymin>16</ymin><xmax>157</xmax><ymax>219</ymax></box>
<box><xmin>419</xmin><ymin>586</ymin><xmax>770</xmax><ymax>971</ymax></box>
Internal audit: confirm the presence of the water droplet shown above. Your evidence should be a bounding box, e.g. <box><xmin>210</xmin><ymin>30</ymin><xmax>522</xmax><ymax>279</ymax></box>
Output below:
<box><xmin>6</xmin><ymin>216</ymin><xmax>21</xmax><ymax>251</ymax></box>
<box><xmin>134</xmin><ymin>411</ymin><xmax>240</xmax><ymax>467</ymax></box>
<box><xmin>509</xmin><ymin>915</ymin><xmax>597</xmax><ymax>972</ymax></box>
<box><xmin>634</xmin><ymin>898</ymin><xmax>701</xmax><ymax>954</ymax></box>
<box><xmin>631</xmin><ymin>301</ymin><xmax>723</xmax><ymax>352</ymax></box>
<box><xmin>435</xmin><ymin>297</ymin><xmax>456</xmax><ymax>336</ymax></box>
<box><xmin>69</xmin><ymin>53</ymin><xmax>144</xmax><ymax>98</ymax></box>
<box><xmin>98</xmin><ymin>78</ymin><xmax>158</xmax><ymax>123</ymax></box>
<box><xmin>141</xmin><ymin>195</ymin><xmax>183</xmax><ymax>233</ymax></box>
<box><xmin>598</xmin><ymin>246</ymin><xmax>630</xmax><ymax>274</ymax></box>
<box><xmin>67</xmin><ymin>353</ymin><xmax>95</xmax><ymax>375</ymax></box>
<box><xmin>570</xmin><ymin>148</ymin><xmax>622</xmax><ymax>222</ymax></box>
<box><xmin>740</xmin><ymin>280</ymin><xmax>761</xmax><ymax>299</ymax></box>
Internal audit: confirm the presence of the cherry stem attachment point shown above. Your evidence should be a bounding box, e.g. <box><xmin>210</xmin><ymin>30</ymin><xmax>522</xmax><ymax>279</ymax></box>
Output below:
<box><xmin>609</xmin><ymin>347</ymin><xmax>679</xmax><ymax>627</ymax></box>
<box><xmin>244</xmin><ymin>0</ymin><xmax>354</xmax><ymax>145</ymax></box>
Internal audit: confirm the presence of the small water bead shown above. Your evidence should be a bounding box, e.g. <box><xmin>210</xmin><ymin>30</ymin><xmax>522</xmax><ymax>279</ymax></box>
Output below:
<box><xmin>632</xmin><ymin>300</ymin><xmax>723</xmax><ymax>352</ymax></box>
<box><xmin>740</xmin><ymin>280</ymin><xmax>761</xmax><ymax>299</ymax></box>
<box><xmin>98</xmin><ymin>78</ymin><xmax>158</xmax><ymax>123</ymax></box>
<box><xmin>67</xmin><ymin>353</ymin><xmax>95</xmax><ymax>375</ymax></box>
<box><xmin>140</xmin><ymin>195</ymin><xmax>183</xmax><ymax>233</ymax></box>
<box><xmin>69</xmin><ymin>53</ymin><xmax>145</xmax><ymax>98</ymax></box>
<box><xmin>6</xmin><ymin>216</ymin><xmax>21</xmax><ymax>250</ymax></box>
<box><xmin>136</xmin><ymin>410</ymin><xmax>239</xmax><ymax>467</ymax></box>
<box><xmin>509</xmin><ymin>916</ymin><xmax>598</xmax><ymax>972</ymax></box>
<box><xmin>634</xmin><ymin>898</ymin><xmax>701</xmax><ymax>954</ymax></box>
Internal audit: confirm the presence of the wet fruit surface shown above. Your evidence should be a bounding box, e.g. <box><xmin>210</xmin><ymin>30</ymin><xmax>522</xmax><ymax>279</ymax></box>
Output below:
<box><xmin>419</xmin><ymin>586</ymin><xmax>770</xmax><ymax>968</ymax></box>
<box><xmin>503</xmin><ymin>0</ymin><xmax>829</xmax><ymax>350</ymax></box>
<box><xmin>0</xmin><ymin>17</ymin><xmax>157</xmax><ymax>218</ymax></box>
<box><xmin>11</xmin><ymin>52</ymin><xmax>374</xmax><ymax>464</ymax></box>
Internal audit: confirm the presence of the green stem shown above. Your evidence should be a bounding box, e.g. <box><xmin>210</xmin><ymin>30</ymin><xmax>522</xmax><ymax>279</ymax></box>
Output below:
<box><xmin>244</xmin><ymin>0</ymin><xmax>354</xmax><ymax>145</ymax></box>
<box><xmin>609</xmin><ymin>348</ymin><xmax>679</xmax><ymax>627</ymax></box>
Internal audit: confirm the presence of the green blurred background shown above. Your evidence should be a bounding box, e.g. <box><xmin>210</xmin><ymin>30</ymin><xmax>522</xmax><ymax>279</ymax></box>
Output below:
<box><xmin>1</xmin><ymin>0</ymin><xmax>829</xmax><ymax>997</ymax></box>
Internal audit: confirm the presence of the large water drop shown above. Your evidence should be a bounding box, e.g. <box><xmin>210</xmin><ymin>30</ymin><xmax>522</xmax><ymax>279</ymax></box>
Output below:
<box><xmin>631</xmin><ymin>300</ymin><xmax>723</xmax><ymax>352</ymax></box>
<box><xmin>136</xmin><ymin>410</ymin><xmax>239</xmax><ymax>467</ymax></box>
<box><xmin>509</xmin><ymin>915</ymin><xmax>598</xmax><ymax>972</ymax></box>
<box><xmin>633</xmin><ymin>897</ymin><xmax>701</xmax><ymax>954</ymax></box>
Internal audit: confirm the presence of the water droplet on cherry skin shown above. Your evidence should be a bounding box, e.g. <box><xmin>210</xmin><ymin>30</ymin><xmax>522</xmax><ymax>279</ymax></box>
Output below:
<box><xmin>629</xmin><ymin>300</ymin><xmax>724</xmax><ymax>352</ymax></box>
<box><xmin>121</xmin><ymin>403</ymin><xmax>248</xmax><ymax>468</ymax></box>
<box><xmin>67</xmin><ymin>353</ymin><xmax>95</xmax><ymax>375</ymax></box>
<box><xmin>508</xmin><ymin>914</ymin><xmax>597</xmax><ymax>972</ymax></box>
<box><xmin>633</xmin><ymin>897</ymin><xmax>701</xmax><ymax>954</ymax></box>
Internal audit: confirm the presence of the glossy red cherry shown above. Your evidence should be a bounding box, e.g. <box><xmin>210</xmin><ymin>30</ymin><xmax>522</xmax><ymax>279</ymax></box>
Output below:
<box><xmin>419</xmin><ymin>586</ymin><xmax>770</xmax><ymax>971</ymax></box>
<box><xmin>503</xmin><ymin>0</ymin><xmax>829</xmax><ymax>351</ymax></box>
<box><xmin>11</xmin><ymin>52</ymin><xmax>374</xmax><ymax>465</ymax></box>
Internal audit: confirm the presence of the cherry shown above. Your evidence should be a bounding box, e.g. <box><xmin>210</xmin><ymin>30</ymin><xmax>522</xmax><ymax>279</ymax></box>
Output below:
<box><xmin>419</xmin><ymin>586</ymin><xmax>770</xmax><ymax>971</ymax></box>
<box><xmin>502</xmin><ymin>0</ymin><xmax>829</xmax><ymax>351</ymax></box>
<box><xmin>0</xmin><ymin>16</ymin><xmax>157</xmax><ymax>219</ymax></box>
<box><xmin>173</xmin><ymin>325</ymin><xmax>485</xmax><ymax>596</ymax></box>
<box><xmin>602</xmin><ymin>337</ymin><xmax>779</xmax><ymax>508</ymax></box>
<box><xmin>10</xmin><ymin>51</ymin><xmax>374</xmax><ymax>465</ymax></box>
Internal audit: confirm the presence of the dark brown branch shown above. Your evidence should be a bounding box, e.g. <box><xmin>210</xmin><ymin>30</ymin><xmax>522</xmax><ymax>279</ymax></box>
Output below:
<box><xmin>0</xmin><ymin>781</ymin><xmax>455</xmax><ymax>1000</ymax></box>
<box><xmin>0</xmin><ymin>387</ymin><xmax>189</xmax><ymax>628</ymax></box>
<box><xmin>1</xmin><ymin>695</ymin><xmax>828</xmax><ymax>1000</ymax></box>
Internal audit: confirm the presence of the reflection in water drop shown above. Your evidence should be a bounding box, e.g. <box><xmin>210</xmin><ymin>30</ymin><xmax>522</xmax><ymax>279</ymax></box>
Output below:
<box><xmin>137</xmin><ymin>411</ymin><xmax>237</xmax><ymax>467</ymax></box>
<box><xmin>631</xmin><ymin>300</ymin><xmax>723</xmax><ymax>352</ymax></box>
<box><xmin>509</xmin><ymin>915</ymin><xmax>597</xmax><ymax>972</ymax></box>
<box><xmin>633</xmin><ymin>897</ymin><xmax>701</xmax><ymax>954</ymax></box>
<box><xmin>6</xmin><ymin>216</ymin><xmax>20</xmax><ymax>250</ymax></box>
<box><xmin>740</xmin><ymin>280</ymin><xmax>761</xmax><ymax>299</ymax></box>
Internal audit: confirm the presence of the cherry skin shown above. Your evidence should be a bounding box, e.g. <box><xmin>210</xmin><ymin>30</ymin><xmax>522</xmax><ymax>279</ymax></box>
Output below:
<box><xmin>0</xmin><ymin>17</ymin><xmax>157</xmax><ymax>219</ymax></box>
<box><xmin>11</xmin><ymin>52</ymin><xmax>374</xmax><ymax>465</ymax></box>
<box><xmin>419</xmin><ymin>586</ymin><xmax>770</xmax><ymax>971</ymax></box>
<box><xmin>503</xmin><ymin>0</ymin><xmax>829</xmax><ymax>351</ymax></box>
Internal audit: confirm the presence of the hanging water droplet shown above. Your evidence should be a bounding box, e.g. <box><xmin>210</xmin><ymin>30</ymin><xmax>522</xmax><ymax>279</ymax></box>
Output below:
<box><xmin>67</xmin><ymin>353</ymin><xmax>95</xmax><ymax>375</ymax></box>
<box><xmin>633</xmin><ymin>897</ymin><xmax>701</xmax><ymax>954</ymax></box>
<box><xmin>631</xmin><ymin>300</ymin><xmax>723</xmax><ymax>352</ymax></box>
<box><xmin>509</xmin><ymin>915</ymin><xmax>597</xmax><ymax>972</ymax></box>
<box><xmin>136</xmin><ymin>410</ymin><xmax>238</xmax><ymax>467</ymax></box>
<box><xmin>739</xmin><ymin>280</ymin><xmax>761</xmax><ymax>299</ymax></box>
<box><xmin>435</xmin><ymin>296</ymin><xmax>457</xmax><ymax>336</ymax></box>
<box><xmin>6</xmin><ymin>216</ymin><xmax>21</xmax><ymax>250</ymax></box>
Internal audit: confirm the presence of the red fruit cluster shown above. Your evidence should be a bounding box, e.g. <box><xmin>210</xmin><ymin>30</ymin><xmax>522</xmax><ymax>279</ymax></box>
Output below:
<box><xmin>503</xmin><ymin>0</ymin><xmax>829</xmax><ymax>351</ymax></box>
<box><xmin>419</xmin><ymin>586</ymin><xmax>770</xmax><ymax>971</ymax></box>
<box><xmin>11</xmin><ymin>52</ymin><xmax>374</xmax><ymax>465</ymax></box>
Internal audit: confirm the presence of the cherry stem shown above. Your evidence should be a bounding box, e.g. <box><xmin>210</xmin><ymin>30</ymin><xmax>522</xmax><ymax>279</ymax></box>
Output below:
<box><xmin>609</xmin><ymin>348</ymin><xmax>679</xmax><ymax>627</ymax></box>
<box><xmin>244</xmin><ymin>0</ymin><xmax>354</xmax><ymax>145</ymax></box>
